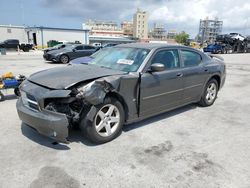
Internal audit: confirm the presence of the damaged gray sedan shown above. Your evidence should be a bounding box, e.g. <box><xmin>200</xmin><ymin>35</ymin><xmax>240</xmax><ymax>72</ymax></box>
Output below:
<box><xmin>16</xmin><ymin>43</ymin><xmax>226</xmax><ymax>143</ymax></box>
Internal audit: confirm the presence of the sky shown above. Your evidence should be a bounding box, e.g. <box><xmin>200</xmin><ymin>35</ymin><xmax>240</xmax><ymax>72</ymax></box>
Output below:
<box><xmin>0</xmin><ymin>0</ymin><xmax>250</xmax><ymax>38</ymax></box>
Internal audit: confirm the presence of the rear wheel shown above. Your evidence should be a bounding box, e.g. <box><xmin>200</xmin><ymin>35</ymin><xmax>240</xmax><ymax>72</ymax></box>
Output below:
<box><xmin>23</xmin><ymin>46</ymin><xmax>29</xmax><ymax>52</ymax></box>
<box><xmin>60</xmin><ymin>55</ymin><xmax>69</xmax><ymax>64</ymax></box>
<box><xmin>80</xmin><ymin>97</ymin><xmax>125</xmax><ymax>144</ymax></box>
<box><xmin>199</xmin><ymin>79</ymin><xmax>218</xmax><ymax>107</ymax></box>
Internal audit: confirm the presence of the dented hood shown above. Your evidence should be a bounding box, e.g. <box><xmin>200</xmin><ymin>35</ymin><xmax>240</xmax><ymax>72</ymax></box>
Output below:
<box><xmin>28</xmin><ymin>64</ymin><xmax>126</xmax><ymax>89</ymax></box>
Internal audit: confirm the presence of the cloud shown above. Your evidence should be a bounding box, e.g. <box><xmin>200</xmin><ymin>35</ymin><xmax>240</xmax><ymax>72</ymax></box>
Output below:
<box><xmin>40</xmin><ymin>0</ymin><xmax>250</xmax><ymax>37</ymax></box>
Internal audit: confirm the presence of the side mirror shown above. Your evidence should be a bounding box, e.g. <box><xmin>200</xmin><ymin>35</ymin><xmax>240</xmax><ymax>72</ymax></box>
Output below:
<box><xmin>149</xmin><ymin>63</ymin><xmax>165</xmax><ymax>72</ymax></box>
<box><xmin>72</xmin><ymin>49</ymin><xmax>76</xmax><ymax>52</ymax></box>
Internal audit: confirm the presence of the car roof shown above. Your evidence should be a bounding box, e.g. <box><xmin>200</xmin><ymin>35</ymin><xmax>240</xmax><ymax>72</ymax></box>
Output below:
<box><xmin>71</xmin><ymin>44</ymin><xmax>94</xmax><ymax>47</ymax></box>
<box><xmin>115</xmin><ymin>42</ymin><xmax>196</xmax><ymax>51</ymax></box>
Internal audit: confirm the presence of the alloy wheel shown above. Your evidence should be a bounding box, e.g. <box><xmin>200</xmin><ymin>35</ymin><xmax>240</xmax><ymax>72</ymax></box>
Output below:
<box><xmin>206</xmin><ymin>83</ymin><xmax>217</xmax><ymax>103</ymax></box>
<box><xmin>61</xmin><ymin>55</ymin><xmax>69</xmax><ymax>64</ymax></box>
<box><xmin>94</xmin><ymin>104</ymin><xmax>120</xmax><ymax>137</ymax></box>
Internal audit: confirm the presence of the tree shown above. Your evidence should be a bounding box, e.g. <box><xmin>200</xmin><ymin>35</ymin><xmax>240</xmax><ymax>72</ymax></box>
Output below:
<box><xmin>175</xmin><ymin>31</ymin><xmax>190</xmax><ymax>45</ymax></box>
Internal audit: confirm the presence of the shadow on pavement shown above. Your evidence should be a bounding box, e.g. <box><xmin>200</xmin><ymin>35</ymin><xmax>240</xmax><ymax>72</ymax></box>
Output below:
<box><xmin>21</xmin><ymin>104</ymin><xmax>197</xmax><ymax>148</ymax></box>
<box><xmin>123</xmin><ymin>104</ymin><xmax>197</xmax><ymax>132</ymax></box>
<box><xmin>21</xmin><ymin>123</ymin><xmax>70</xmax><ymax>150</ymax></box>
<box><xmin>67</xmin><ymin>129</ymin><xmax>99</xmax><ymax>146</ymax></box>
<box><xmin>0</xmin><ymin>94</ymin><xmax>18</xmax><ymax>101</ymax></box>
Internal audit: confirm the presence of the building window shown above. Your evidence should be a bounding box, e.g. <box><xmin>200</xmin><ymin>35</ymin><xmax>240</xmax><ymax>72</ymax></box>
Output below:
<box><xmin>7</xmin><ymin>28</ymin><xmax>11</xmax><ymax>33</ymax></box>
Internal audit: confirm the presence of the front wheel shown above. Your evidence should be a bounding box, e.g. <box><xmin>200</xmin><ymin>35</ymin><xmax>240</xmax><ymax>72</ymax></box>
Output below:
<box><xmin>60</xmin><ymin>55</ymin><xmax>69</xmax><ymax>64</ymax></box>
<box><xmin>80</xmin><ymin>97</ymin><xmax>125</xmax><ymax>144</ymax></box>
<box><xmin>199</xmin><ymin>79</ymin><xmax>218</xmax><ymax>107</ymax></box>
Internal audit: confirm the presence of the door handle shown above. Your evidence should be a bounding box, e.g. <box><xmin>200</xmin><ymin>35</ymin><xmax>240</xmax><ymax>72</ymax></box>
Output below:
<box><xmin>204</xmin><ymin>69</ymin><xmax>208</xmax><ymax>72</ymax></box>
<box><xmin>176</xmin><ymin>73</ymin><xmax>183</xmax><ymax>77</ymax></box>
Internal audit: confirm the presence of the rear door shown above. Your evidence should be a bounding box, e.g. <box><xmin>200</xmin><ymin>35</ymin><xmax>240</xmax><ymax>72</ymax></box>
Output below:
<box><xmin>74</xmin><ymin>45</ymin><xmax>85</xmax><ymax>58</ymax></box>
<box><xmin>180</xmin><ymin>49</ymin><xmax>208</xmax><ymax>103</ymax></box>
<box><xmin>140</xmin><ymin>49</ymin><xmax>184</xmax><ymax>117</ymax></box>
<box><xmin>83</xmin><ymin>45</ymin><xmax>96</xmax><ymax>56</ymax></box>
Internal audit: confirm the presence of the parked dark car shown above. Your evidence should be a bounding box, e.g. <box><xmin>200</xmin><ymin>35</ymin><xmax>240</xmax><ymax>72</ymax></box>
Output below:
<box><xmin>69</xmin><ymin>48</ymin><xmax>107</xmax><ymax>65</ymax></box>
<box><xmin>0</xmin><ymin>39</ymin><xmax>33</xmax><ymax>52</ymax></box>
<box><xmin>43</xmin><ymin>44</ymin><xmax>98</xmax><ymax>64</ymax></box>
<box><xmin>102</xmin><ymin>43</ymin><xmax>118</xmax><ymax>48</ymax></box>
<box><xmin>17</xmin><ymin>43</ymin><xmax>226</xmax><ymax>144</ymax></box>
<box><xmin>203</xmin><ymin>44</ymin><xmax>223</xmax><ymax>54</ymax></box>
<box><xmin>43</xmin><ymin>43</ymin><xmax>74</xmax><ymax>54</ymax></box>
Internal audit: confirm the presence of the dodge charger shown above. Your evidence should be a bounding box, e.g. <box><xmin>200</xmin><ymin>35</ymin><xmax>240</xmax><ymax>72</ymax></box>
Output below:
<box><xmin>16</xmin><ymin>43</ymin><xmax>226</xmax><ymax>144</ymax></box>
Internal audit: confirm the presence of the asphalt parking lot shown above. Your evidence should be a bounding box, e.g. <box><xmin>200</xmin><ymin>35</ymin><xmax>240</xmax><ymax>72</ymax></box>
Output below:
<box><xmin>0</xmin><ymin>51</ymin><xmax>250</xmax><ymax>188</ymax></box>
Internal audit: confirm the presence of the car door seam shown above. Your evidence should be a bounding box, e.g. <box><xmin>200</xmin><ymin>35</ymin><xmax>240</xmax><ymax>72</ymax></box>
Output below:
<box><xmin>142</xmin><ymin>83</ymin><xmax>203</xmax><ymax>100</ymax></box>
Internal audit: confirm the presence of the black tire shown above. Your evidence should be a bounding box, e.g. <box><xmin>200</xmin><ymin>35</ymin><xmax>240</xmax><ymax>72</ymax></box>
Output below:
<box><xmin>80</xmin><ymin>97</ymin><xmax>125</xmax><ymax>144</ymax></box>
<box><xmin>14</xmin><ymin>88</ymin><xmax>21</xmax><ymax>96</ymax></box>
<box><xmin>60</xmin><ymin>55</ymin><xmax>69</xmax><ymax>64</ymax></box>
<box><xmin>0</xmin><ymin>92</ymin><xmax>5</xmax><ymax>102</ymax></box>
<box><xmin>199</xmin><ymin>79</ymin><xmax>218</xmax><ymax>107</ymax></box>
<box><xmin>23</xmin><ymin>47</ymin><xmax>29</xmax><ymax>52</ymax></box>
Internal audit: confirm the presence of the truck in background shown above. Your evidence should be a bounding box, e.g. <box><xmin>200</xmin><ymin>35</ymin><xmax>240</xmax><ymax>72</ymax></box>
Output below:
<box><xmin>0</xmin><ymin>39</ymin><xmax>33</xmax><ymax>52</ymax></box>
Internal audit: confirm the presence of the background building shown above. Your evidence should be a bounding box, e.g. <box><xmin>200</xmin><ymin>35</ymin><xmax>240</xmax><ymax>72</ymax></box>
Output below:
<box><xmin>149</xmin><ymin>22</ymin><xmax>166</xmax><ymax>40</ymax></box>
<box><xmin>133</xmin><ymin>9</ymin><xmax>148</xmax><ymax>39</ymax></box>
<box><xmin>198</xmin><ymin>17</ymin><xmax>223</xmax><ymax>44</ymax></box>
<box><xmin>0</xmin><ymin>25</ymin><xmax>27</xmax><ymax>43</ymax></box>
<box><xmin>83</xmin><ymin>20</ymin><xmax>123</xmax><ymax>37</ymax></box>
<box><xmin>121</xmin><ymin>21</ymin><xmax>133</xmax><ymax>37</ymax></box>
<box><xmin>26</xmin><ymin>27</ymin><xmax>89</xmax><ymax>48</ymax></box>
<box><xmin>0</xmin><ymin>25</ymin><xmax>89</xmax><ymax>48</ymax></box>
<box><xmin>167</xmin><ymin>29</ymin><xmax>177</xmax><ymax>39</ymax></box>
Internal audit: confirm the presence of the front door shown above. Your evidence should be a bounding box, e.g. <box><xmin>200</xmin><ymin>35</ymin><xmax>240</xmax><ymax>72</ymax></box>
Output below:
<box><xmin>140</xmin><ymin>49</ymin><xmax>184</xmax><ymax>117</ymax></box>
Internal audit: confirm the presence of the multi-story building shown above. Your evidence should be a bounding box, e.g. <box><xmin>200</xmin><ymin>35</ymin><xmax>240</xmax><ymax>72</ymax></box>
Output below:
<box><xmin>82</xmin><ymin>20</ymin><xmax>123</xmax><ymax>37</ymax></box>
<box><xmin>198</xmin><ymin>17</ymin><xmax>223</xmax><ymax>44</ymax></box>
<box><xmin>149</xmin><ymin>22</ymin><xmax>166</xmax><ymax>39</ymax></box>
<box><xmin>167</xmin><ymin>29</ymin><xmax>177</xmax><ymax>39</ymax></box>
<box><xmin>133</xmin><ymin>9</ymin><xmax>148</xmax><ymax>39</ymax></box>
<box><xmin>121</xmin><ymin>21</ymin><xmax>133</xmax><ymax>37</ymax></box>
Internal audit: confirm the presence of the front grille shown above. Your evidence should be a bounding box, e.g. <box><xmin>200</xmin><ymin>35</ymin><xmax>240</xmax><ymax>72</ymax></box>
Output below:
<box><xmin>21</xmin><ymin>91</ymin><xmax>40</xmax><ymax>111</ymax></box>
<box><xmin>43</xmin><ymin>53</ymin><xmax>51</xmax><ymax>60</ymax></box>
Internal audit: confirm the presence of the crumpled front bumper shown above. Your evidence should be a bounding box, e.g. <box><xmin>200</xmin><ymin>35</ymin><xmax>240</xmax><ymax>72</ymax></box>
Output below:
<box><xmin>16</xmin><ymin>98</ymin><xmax>69</xmax><ymax>143</ymax></box>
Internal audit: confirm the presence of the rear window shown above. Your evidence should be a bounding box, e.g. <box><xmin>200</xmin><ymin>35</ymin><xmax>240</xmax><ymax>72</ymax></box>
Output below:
<box><xmin>181</xmin><ymin>50</ymin><xmax>202</xmax><ymax>67</ymax></box>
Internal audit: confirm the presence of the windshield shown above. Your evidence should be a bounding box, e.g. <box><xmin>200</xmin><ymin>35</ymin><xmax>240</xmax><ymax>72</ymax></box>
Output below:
<box><xmin>88</xmin><ymin>47</ymin><xmax>150</xmax><ymax>72</ymax></box>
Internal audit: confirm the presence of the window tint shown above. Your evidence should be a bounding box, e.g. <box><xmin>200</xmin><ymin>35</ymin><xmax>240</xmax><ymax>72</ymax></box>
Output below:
<box><xmin>6</xmin><ymin>40</ymin><xmax>18</xmax><ymax>44</ymax></box>
<box><xmin>75</xmin><ymin>46</ymin><xmax>83</xmax><ymax>50</ymax></box>
<box><xmin>181</xmin><ymin>50</ymin><xmax>202</xmax><ymax>67</ymax></box>
<box><xmin>151</xmin><ymin>50</ymin><xmax>180</xmax><ymax>69</ymax></box>
<box><xmin>84</xmin><ymin>46</ymin><xmax>95</xmax><ymax>50</ymax></box>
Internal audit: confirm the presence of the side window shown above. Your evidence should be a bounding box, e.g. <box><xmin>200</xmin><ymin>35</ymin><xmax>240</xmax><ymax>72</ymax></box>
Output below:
<box><xmin>151</xmin><ymin>49</ymin><xmax>180</xmax><ymax>69</ymax></box>
<box><xmin>181</xmin><ymin>50</ymin><xmax>202</xmax><ymax>67</ymax></box>
<box><xmin>75</xmin><ymin>46</ymin><xmax>83</xmax><ymax>50</ymax></box>
<box><xmin>84</xmin><ymin>46</ymin><xmax>95</xmax><ymax>50</ymax></box>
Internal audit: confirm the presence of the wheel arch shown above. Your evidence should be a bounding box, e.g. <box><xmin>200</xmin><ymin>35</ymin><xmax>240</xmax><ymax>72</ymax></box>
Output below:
<box><xmin>59</xmin><ymin>53</ymin><xmax>70</xmax><ymax>63</ymax></box>
<box><xmin>106</xmin><ymin>92</ymin><xmax>129</xmax><ymax>122</ymax></box>
<box><xmin>209</xmin><ymin>74</ymin><xmax>221</xmax><ymax>89</ymax></box>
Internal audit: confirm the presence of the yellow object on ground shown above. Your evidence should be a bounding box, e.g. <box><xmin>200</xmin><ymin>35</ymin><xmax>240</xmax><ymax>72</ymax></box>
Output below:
<box><xmin>0</xmin><ymin>84</ymin><xmax>4</xmax><ymax>89</ymax></box>
<box><xmin>2</xmin><ymin>72</ymin><xmax>14</xmax><ymax>79</ymax></box>
<box><xmin>190</xmin><ymin>42</ymin><xmax>201</xmax><ymax>49</ymax></box>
